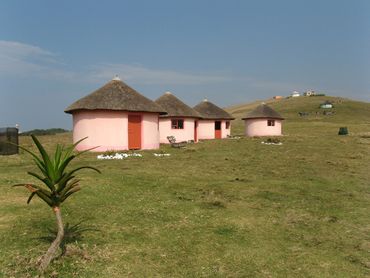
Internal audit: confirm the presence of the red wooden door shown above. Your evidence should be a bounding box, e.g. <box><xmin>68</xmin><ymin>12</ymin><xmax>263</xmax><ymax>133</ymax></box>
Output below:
<box><xmin>128</xmin><ymin>115</ymin><xmax>141</xmax><ymax>149</ymax></box>
<box><xmin>215</xmin><ymin>121</ymin><xmax>222</xmax><ymax>139</ymax></box>
<box><xmin>194</xmin><ymin>121</ymin><xmax>198</xmax><ymax>142</ymax></box>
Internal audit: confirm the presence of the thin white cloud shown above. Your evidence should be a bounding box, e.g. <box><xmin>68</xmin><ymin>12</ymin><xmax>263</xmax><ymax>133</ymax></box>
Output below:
<box><xmin>0</xmin><ymin>40</ymin><xmax>232</xmax><ymax>85</ymax></box>
<box><xmin>0</xmin><ymin>40</ymin><xmax>55</xmax><ymax>61</ymax></box>
<box><xmin>0</xmin><ymin>40</ymin><xmax>339</xmax><ymax>96</ymax></box>
<box><xmin>88</xmin><ymin>63</ymin><xmax>232</xmax><ymax>85</ymax></box>
<box><xmin>0</xmin><ymin>40</ymin><xmax>74</xmax><ymax>80</ymax></box>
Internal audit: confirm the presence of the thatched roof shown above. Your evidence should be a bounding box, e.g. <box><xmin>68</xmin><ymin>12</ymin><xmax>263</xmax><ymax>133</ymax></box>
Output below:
<box><xmin>155</xmin><ymin>92</ymin><xmax>201</xmax><ymax>118</ymax></box>
<box><xmin>193</xmin><ymin>99</ymin><xmax>234</xmax><ymax>120</ymax></box>
<box><xmin>242</xmin><ymin>104</ymin><xmax>284</xmax><ymax>120</ymax></box>
<box><xmin>65</xmin><ymin>78</ymin><xmax>166</xmax><ymax>114</ymax></box>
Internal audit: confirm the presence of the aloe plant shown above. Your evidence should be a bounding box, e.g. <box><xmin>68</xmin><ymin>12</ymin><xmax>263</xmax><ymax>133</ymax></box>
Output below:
<box><xmin>13</xmin><ymin>135</ymin><xmax>100</xmax><ymax>272</ymax></box>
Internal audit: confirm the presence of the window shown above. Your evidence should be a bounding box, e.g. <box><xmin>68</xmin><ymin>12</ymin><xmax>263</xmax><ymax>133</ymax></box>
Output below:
<box><xmin>225</xmin><ymin>121</ymin><xmax>230</xmax><ymax>129</ymax></box>
<box><xmin>171</xmin><ymin>119</ymin><xmax>184</xmax><ymax>129</ymax></box>
<box><xmin>267</xmin><ymin>120</ymin><xmax>275</xmax><ymax>126</ymax></box>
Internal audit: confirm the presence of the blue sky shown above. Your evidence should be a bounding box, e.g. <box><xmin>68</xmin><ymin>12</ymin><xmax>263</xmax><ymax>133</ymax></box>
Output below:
<box><xmin>0</xmin><ymin>0</ymin><xmax>369</xmax><ymax>130</ymax></box>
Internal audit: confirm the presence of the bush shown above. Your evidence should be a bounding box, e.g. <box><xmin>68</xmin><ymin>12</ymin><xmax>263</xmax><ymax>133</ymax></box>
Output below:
<box><xmin>20</xmin><ymin>128</ymin><xmax>69</xmax><ymax>136</ymax></box>
<box><xmin>266</xmin><ymin>138</ymin><xmax>281</xmax><ymax>144</ymax></box>
<box><xmin>338</xmin><ymin>127</ymin><xmax>349</xmax><ymax>135</ymax></box>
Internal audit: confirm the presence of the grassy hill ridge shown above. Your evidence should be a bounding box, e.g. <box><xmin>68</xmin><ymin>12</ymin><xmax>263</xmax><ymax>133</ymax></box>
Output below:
<box><xmin>226</xmin><ymin>96</ymin><xmax>370</xmax><ymax>135</ymax></box>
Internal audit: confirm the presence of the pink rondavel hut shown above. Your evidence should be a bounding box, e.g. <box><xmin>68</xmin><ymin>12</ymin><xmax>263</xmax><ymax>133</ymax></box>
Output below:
<box><xmin>155</xmin><ymin>92</ymin><xmax>201</xmax><ymax>143</ymax></box>
<box><xmin>242</xmin><ymin>103</ymin><xmax>284</xmax><ymax>137</ymax></box>
<box><xmin>193</xmin><ymin>99</ymin><xmax>234</xmax><ymax>140</ymax></box>
<box><xmin>64</xmin><ymin>76</ymin><xmax>166</xmax><ymax>151</ymax></box>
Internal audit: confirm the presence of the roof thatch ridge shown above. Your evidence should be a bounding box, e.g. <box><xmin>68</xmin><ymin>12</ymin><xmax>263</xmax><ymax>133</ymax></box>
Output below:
<box><xmin>65</xmin><ymin>79</ymin><xmax>166</xmax><ymax>114</ymax></box>
<box><xmin>155</xmin><ymin>92</ymin><xmax>201</xmax><ymax>118</ymax></box>
<box><xmin>193</xmin><ymin>99</ymin><xmax>234</xmax><ymax>120</ymax></box>
<box><xmin>242</xmin><ymin>103</ymin><xmax>284</xmax><ymax>120</ymax></box>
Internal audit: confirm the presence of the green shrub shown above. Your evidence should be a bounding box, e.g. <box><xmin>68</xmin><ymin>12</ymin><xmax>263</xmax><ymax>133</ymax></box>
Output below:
<box><xmin>338</xmin><ymin>127</ymin><xmax>349</xmax><ymax>135</ymax></box>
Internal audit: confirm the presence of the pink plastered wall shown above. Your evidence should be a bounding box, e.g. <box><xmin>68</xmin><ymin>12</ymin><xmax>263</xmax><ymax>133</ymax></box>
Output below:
<box><xmin>158</xmin><ymin>118</ymin><xmax>196</xmax><ymax>143</ymax></box>
<box><xmin>197</xmin><ymin>120</ymin><xmax>231</xmax><ymax>139</ymax></box>
<box><xmin>222</xmin><ymin>121</ymin><xmax>231</xmax><ymax>138</ymax></box>
<box><xmin>72</xmin><ymin>110</ymin><xmax>160</xmax><ymax>151</ymax></box>
<box><xmin>197</xmin><ymin>120</ymin><xmax>215</xmax><ymax>139</ymax></box>
<box><xmin>244</xmin><ymin>118</ymin><xmax>282</xmax><ymax>137</ymax></box>
<box><xmin>141</xmin><ymin>113</ymin><xmax>160</xmax><ymax>149</ymax></box>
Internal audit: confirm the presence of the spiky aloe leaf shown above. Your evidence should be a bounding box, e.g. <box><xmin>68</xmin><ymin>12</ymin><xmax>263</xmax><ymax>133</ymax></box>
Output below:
<box><xmin>56</xmin><ymin>155</ymin><xmax>76</xmax><ymax>181</ymax></box>
<box><xmin>27</xmin><ymin>171</ymin><xmax>54</xmax><ymax>191</ymax></box>
<box><xmin>74</xmin><ymin>145</ymin><xmax>100</xmax><ymax>157</ymax></box>
<box><xmin>57</xmin><ymin>166</ymin><xmax>100</xmax><ymax>193</ymax></box>
<box><xmin>16</xmin><ymin>144</ymin><xmax>46</xmax><ymax>171</ymax></box>
<box><xmin>54</xmin><ymin>144</ymin><xmax>63</xmax><ymax>171</ymax></box>
<box><xmin>27</xmin><ymin>192</ymin><xmax>37</xmax><ymax>204</ymax></box>
<box><xmin>31</xmin><ymin>135</ymin><xmax>56</xmax><ymax>186</ymax></box>
<box><xmin>13</xmin><ymin>184</ymin><xmax>54</xmax><ymax>206</ymax></box>
<box><xmin>56</xmin><ymin>146</ymin><xmax>99</xmax><ymax>180</ymax></box>
<box><xmin>35</xmin><ymin>191</ymin><xmax>54</xmax><ymax>207</ymax></box>
<box><xmin>60</xmin><ymin>187</ymin><xmax>81</xmax><ymax>202</ymax></box>
<box><xmin>58</xmin><ymin>179</ymin><xmax>80</xmax><ymax>195</ymax></box>
<box><xmin>62</xmin><ymin>137</ymin><xmax>88</xmax><ymax>161</ymax></box>
<box><xmin>57</xmin><ymin>175</ymin><xmax>76</xmax><ymax>193</ymax></box>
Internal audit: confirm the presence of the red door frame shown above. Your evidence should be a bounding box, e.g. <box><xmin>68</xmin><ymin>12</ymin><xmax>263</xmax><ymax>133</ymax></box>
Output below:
<box><xmin>215</xmin><ymin>121</ymin><xmax>222</xmax><ymax>139</ymax></box>
<box><xmin>128</xmin><ymin>114</ymin><xmax>142</xmax><ymax>149</ymax></box>
<box><xmin>194</xmin><ymin>120</ymin><xmax>198</xmax><ymax>142</ymax></box>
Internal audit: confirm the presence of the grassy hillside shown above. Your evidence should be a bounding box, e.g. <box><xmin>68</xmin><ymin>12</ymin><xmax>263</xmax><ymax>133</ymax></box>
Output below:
<box><xmin>0</xmin><ymin>96</ymin><xmax>370</xmax><ymax>277</ymax></box>
<box><xmin>227</xmin><ymin>96</ymin><xmax>370</xmax><ymax>136</ymax></box>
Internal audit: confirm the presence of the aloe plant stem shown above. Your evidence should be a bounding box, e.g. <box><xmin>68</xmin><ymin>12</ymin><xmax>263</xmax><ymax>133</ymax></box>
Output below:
<box><xmin>39</xmin><ymin>207</ymin><xmax>64</xmax><ymax>272</ymax></box>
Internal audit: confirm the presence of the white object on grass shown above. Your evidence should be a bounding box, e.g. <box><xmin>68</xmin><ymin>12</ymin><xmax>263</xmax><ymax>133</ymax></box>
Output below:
<box><xmin>153</xmin><ymin>153</ymin><xmax>171</xmax><ymax>157</ymax></box>
<box><xmin>97</xmin><ymin>152</ymin><xmax>143</xmax><ymax>160</ymax></box>
<box><xmin>261</xmin><ymin>142</ymin><xmax>283</xmax><ymax>145</ymax></box>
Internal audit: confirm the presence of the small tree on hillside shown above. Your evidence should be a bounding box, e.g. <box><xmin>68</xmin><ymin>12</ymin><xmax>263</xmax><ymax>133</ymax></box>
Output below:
<box><xmin>13</xmin><ymin>135</ymin><xmax>100</xmax><ymax>272</ymax></box>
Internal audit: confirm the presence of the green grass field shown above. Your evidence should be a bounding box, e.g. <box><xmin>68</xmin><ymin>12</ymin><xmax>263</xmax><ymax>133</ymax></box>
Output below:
<box><xmin>1</xmin><ymin>96</ymin><xmax>370</xmax><ymax>277</ymax></box>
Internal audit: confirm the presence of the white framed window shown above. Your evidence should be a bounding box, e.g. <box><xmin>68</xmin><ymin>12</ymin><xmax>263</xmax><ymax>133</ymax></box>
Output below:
<box><xmin>267</xmin><ymin>120</ymin><xmax>275</xmax><ymax>126</ymax></box>
<box><xmin>171</xmin><ymin>119</ymin><xmax>184</xmax><ymax>129</ymax></box>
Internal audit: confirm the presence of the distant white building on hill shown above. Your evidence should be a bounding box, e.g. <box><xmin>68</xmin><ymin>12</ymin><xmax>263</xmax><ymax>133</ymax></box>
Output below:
<box><xmin>304</xmin><ymin>90</ymin><xmax>315</xmax><ymax>96</ymax></box>
<box><xmin>291</xmin><ymin>91</ymin><xmax>300</xmax><ymax>97</ymax></box>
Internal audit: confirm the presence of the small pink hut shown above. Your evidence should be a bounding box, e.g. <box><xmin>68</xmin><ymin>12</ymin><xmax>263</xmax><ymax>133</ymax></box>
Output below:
<box><xmin>64</xmin><ymin>77</ymin><xmax>166</xmax><ymax>151</ymax></box>
<box><xmin>242</xmin><ymin>103</ymin><xmax>284</xmax><ymax>137</ymax></box>
<box><xmin>155</xmin><ymin>92</ymin><xmax>201</xmax><ymax>143</ymax></box>
<box><xmin>193</xmin><ymin>99</ymin><xmax>234</xmax><ymax>140</ymax></box>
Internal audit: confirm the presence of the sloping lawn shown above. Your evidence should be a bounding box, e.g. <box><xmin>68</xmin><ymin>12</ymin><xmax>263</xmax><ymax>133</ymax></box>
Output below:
<box><xmin>1</xmin><ymin>119</ymin><xmax>370</xmax><ymax>276</ymax></box>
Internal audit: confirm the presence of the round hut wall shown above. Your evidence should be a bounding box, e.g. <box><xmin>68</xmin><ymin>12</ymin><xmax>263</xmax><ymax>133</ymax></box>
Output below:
<box><xmin>72</xmin><ymin>110</ymin><xmax>160</xmax><ymax>151</ymax></box>
<box><xmin>245</xmin><ymin>118</ymin><xmax>282</xmax><ymax>137</ymax></box>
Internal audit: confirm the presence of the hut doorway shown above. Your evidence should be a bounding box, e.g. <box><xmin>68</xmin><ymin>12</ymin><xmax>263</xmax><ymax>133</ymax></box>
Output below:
<box><xmin>215</xmin><ymin>121</ymin><xmax>222</xmax><ymax>139</ymax></box>
<box><xmin>194</xmin><ymin>121</ymin><xmax>198</xmax><ymax>142</ymax></box>
<box><xmin>128</xmin><ymin>115</ymin><xmax>142</xmax><ymax>149</ymax></box>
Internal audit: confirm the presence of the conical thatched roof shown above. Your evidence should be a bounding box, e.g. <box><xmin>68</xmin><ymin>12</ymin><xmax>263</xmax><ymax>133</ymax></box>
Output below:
<box><xmin>155</xmin><ymin>92</ymin><xmax>201</xmax><ymax>118</ymax></box>
<box><xmin>242</xmin><ymin>103</ymin><xmax>284</xmax><ymax>120</ymax></box>
<box><xmin>65</xmin><ymin>78</ymin><xmax>166</xmax><ymax>114</ymax></box>
<box><xmin>193</xmin><ymin>99</ymin><xmax>234</xmax><ymax>120</ymax></box>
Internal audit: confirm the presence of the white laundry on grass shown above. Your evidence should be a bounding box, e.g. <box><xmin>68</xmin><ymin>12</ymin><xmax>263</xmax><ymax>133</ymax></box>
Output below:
<box><xmin>97</xmin><ymin>153</ymin><xmax>142</xmax><ymax>160</ymax></box>
<box><xmin>261</xmin><ymin>142</ymin><xmax>283</xmax><ymax>145</ymax></box>
<box><xmin>97</xmin><ymin>152</ymin><xmax>171</xmax><ymax>159</ymax></box>
<box><xmin>153</xmin><ymin>153</ymin><xmax>171</xmax><ymax>157</ymax></box>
